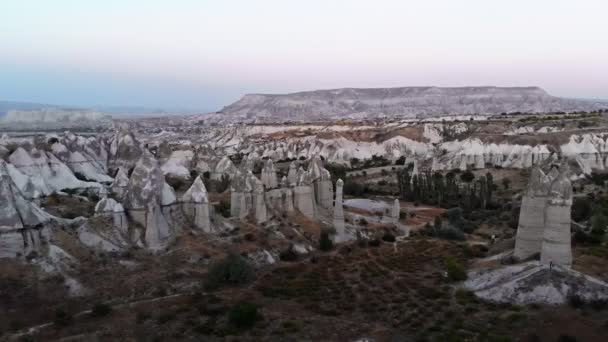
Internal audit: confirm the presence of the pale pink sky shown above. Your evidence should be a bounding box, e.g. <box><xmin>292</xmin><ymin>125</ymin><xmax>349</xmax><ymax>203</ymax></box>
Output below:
<box><xmin>1</xmin><ymin>0</ymin><xmax>607</xmax><ymax>110</ymax></box>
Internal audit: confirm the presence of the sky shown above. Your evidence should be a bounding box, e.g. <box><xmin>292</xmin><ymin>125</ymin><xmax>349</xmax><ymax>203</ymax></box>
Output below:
<box><xmin>0</xmin><ymin>0</ymin><xmax>607</xmax><ymax>111</ymax></box>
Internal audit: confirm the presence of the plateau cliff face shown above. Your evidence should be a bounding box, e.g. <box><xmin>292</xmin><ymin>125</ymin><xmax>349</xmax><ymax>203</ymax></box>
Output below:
<box><xmin>221</xmin><ymin>86</ymin><xmax>605</xmax><ymax>120</ymax></box>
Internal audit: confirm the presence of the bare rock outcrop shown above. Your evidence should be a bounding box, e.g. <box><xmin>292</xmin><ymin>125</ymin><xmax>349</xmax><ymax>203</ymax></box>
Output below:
<box><xmin>0</xmin><ymin>160</ymin><xmax>53</xmax><ymax>258</ymax></box>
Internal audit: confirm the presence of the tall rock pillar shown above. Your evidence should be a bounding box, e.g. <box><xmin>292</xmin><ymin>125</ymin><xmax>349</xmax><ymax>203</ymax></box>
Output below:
<box><xmin>514</xmin><ymin>165</ymin><xmax>550</xmax><ymax>260</ymax></box>
<box><xmin>540</xmin><ymin>163</ymin><xmax>573</xmax><ymax>267</ymax></box>
<box><xmin>333</xmin><ymin>179</ymin><xmax>346</xmax><ymax>242</ymax></box>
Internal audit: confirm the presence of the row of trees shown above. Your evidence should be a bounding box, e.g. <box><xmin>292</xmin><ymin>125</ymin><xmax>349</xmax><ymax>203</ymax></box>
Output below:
<box><xmin>397</xmin><ymin>169</ymin><xmax>497</xmax><ymax>211</ymax></box>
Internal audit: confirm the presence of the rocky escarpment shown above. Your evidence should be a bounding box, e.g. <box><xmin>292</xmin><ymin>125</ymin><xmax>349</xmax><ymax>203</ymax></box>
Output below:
<box><xmin>221</xmin><ymin>86</ymin><xmax>605</xmax><ymax>120</ymax></box>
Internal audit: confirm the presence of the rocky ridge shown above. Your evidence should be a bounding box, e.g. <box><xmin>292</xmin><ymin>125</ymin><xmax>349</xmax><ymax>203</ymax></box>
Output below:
<box><xmin>221</xmin><ymin>86</ymin><xmax>606</xmax><ymax>120</ymax></box>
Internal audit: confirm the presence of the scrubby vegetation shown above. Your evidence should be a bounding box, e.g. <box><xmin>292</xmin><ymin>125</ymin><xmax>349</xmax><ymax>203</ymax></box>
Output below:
<box><xmin>205</xmin><ymin>254</ymin><xmax>255</xmax><ymax>290</ymax></box>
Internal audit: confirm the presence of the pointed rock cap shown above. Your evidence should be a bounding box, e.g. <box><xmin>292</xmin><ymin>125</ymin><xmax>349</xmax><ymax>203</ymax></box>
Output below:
<box><xmin>112</xmin><ymin>167</ymin><xmax>130</xmax><ymax>187</ymax></box>
<box><xmin>95</xmin><ymin>197</ymin><xmax>122</xmax><ymax>214</ymax></box>
<box><xmin>411</xmin><ymin>160</ymin><xmax>419</xmax><ymax>177</ymax></box>
<box><xmin>548</xmin><ymin>161</ymin><xmax>572</xmax><ymax>201</ymax></box>
<box><xmin>183</xmin><ymin>176</ymin><xmax>209</xmax><ymax>203</ymax></box>
<box><xmin>527</xmin><ymin>165</ymin><xmax>549</xmax><ymax>197</ymax></box>
<box><xmin>308</xmin><ymin>155</ymin><xmax>331</xmax><ymax>181</ymax></box>
<box><xmin>264</xmin><ymin>158</ymin><xmax>274</xmax><ymax>170</ymax></box>
<box><xmin>9</xmin><ymin>147</ymin><xmax>36</xmax><ymax>168</ymax></box>
<box><xmin>547</xmin><ymin>165</ymin><xmax>559</xmax><ymax>181</ymax></box>
<box><xmin>161</xmin><ymin>183</ymin><xmax>177</xmax><ymax>206</ymax></box>
<box><xmin>124</xmin><ymin>149</ymin><xmax>164</xmax><ymax>209</ymax></box>
<box><xmin>245</xmin><ymin>171</ymin><xmax>264</xmax><ymax>193</ymax></box>
<box><xmin>216</xmin><ymin>156</ymin><xmax>236</xmax><ymax>173</ymax></box>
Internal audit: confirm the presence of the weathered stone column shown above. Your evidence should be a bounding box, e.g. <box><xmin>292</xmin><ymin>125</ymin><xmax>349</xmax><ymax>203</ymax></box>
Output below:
<box><xmin>392</xmin><ymin>199</ymin><xmax>401</xmax><ymax>223</ymax></box>
<box><xmin>287</xmin><ymin>162</ymin><xmax>298</xmax><ymax>186</ymax></box>
<box><xmin>333</xmin><ymin>179</ymin><xmax>346</xmax><ymax>242</ymax></box>
<box><xmin>514</xmin><ymin>165</ymin><xmax>550</xmax><ymax>260</ymax></box>
<box><xmin>261</xmin><ymin>159</ymin><xmax>278</xmax><ymax>189</ymax></box>
<box><xmin>540</xmin><ymin>163</ymin><xmax>573</xmax><ymax>267</ymax></box>
<box><xmin>182</xmin><ymin>176</ymin><xmax>211</xmax><ymax>232</ymax></box>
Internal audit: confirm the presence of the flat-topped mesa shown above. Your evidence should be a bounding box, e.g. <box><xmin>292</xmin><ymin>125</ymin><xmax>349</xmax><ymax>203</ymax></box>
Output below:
<box><xmin>220</xmin><ymin>86</ymin><xmax>604</xmax><ymax>120</ymax></box>
<box><xmin>514</xmin><ymin>165</ymin><xmax>550</xmax><ymax>260</ymax></box>
<box><xmin>333</xmin><ymin>179</ymin><xmax>346</xmax><ymax>243</ymax></box>
<box><xmin>541</xmin><ymin>163</ymin><xmax>573</xmax><ymax>267</ymax></box>
<box><xmin>182</xmin><ymin>176</ymin><xmax>211</xmax><ymax>232</ymax></box>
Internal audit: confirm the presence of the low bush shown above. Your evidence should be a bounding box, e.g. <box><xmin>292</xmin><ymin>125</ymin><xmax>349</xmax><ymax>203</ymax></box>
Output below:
<box><xmin>382</xmin><ymin>232</ymin><xmax>396</xmax><ymax>242</ymax></box>
<box><xmin>319</xmin><ymin>231</ymin><xmax>333</xmax><ymax>251</ymax></box>
<box><xmin>214</xmin><ymin>200</ymin><xmax>231</xmax><ymax>218</ymax></box>
<box><xmin>228</xmin><ymin>301</ymin><xmax>259</xmax><ymax>330</ymax></box>
<box><xmin>205</xmin><ymin>254</ymin><xmax>254</xmax><ymax>290</ymax></box>
<box><xmin>90</xmin><ymin>302</ymin><xmax>113</xmax><ymax>317</ymax></box>
<box><xmin>444</xmin><ymin>257</ymin><xmax>467</xmax><ymax>281</ymax></box>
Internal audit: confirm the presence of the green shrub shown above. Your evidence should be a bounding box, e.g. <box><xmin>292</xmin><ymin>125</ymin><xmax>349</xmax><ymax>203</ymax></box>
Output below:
<box><xmin>205</xmin><ymin>254</ymin><xmax>254</xmax><ymax>290</ymax></box>
<box><xmin>441</xmin><ymin>228</ymin><xmax>465</xmax><ymax>241</ymax></box>
<box><xmin>591</xmin><ymin>213</ymin><xmax>607</xmax><ymax>237</ymax></box>
<box><xmin>319</xmin><ymin>231</ymin><xmax>333</xmax><ymax>251</ymax></box>
<box><xmin>382</xmin><ymin>232</ymin><xmax>396</xmax><ymax>242</ymax></box>
<box><xmin>214</xmin><ymin>200</ymin><xmax>231</xmax><ymax>218</ymax></box>
<box><xmin>343</xmin><ymin>180</ymin><xmax>367</xmax><ymax>197</ymax></box>
<box><xmin>165</xmin><ymin>175</ymin><xmax>188</xmax><ymax>191</ymax></box>
<box><xmin>444</xmin><ymin>257</ymin><xmax>467</xmax><ymax>281</ymax></box>
<box><xmin>572</xmin><ymin>197</ymin><xmax>592</xmax><ymax>222</ymax></box>
<box><xmin>460</xmin><ymin>170</ymin><xmax>475</xmax><ymax>183</ymax></box>
<box><xmin>228</xmin><ymin>301</ymin><xmax>258</xmax><ymax>329</ymax></box>
<box><xmin>446</xmin><ymin>207</ymin><xmax>463</xmax><ymax>223</ymax></box>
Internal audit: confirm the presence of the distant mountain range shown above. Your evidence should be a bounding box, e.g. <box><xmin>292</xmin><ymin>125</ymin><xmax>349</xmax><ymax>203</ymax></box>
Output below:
<box><xmin>0</xmin><ymin>100</ymin><xmax>67</xmax><ymax>116</ymax></box>
<box><xmin>0</xmin><ymin>100</ymin><xmax>207</xmax><ymax>117</ymax></box>
<box><xmin>220</xmin><ymin>86</ymin><xmax>608</xmax><ymax>120</ymax></box>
